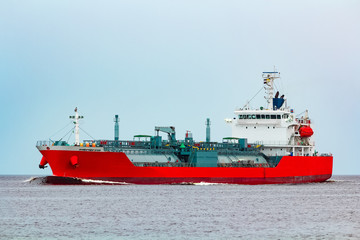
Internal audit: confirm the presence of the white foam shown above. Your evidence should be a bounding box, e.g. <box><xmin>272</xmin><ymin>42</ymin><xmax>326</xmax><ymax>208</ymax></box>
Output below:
<box><xmin>326</xmin><ymin>179</ymin><xmax>349</xmax><ymax>183</ymax></box>
<box><xmin>193</xmin><ymin>182</ymin><xmax>223</xmax><ymax>186</ymax></box>
<box><xmin>23</xmin><ymin>177</ymin><xmax>37</xmax><ymax>183</ymax></box>
<box><xmin>80</xmin><ymin>178</ymin><xmax>131</xmax><ymax>185</ymax></box>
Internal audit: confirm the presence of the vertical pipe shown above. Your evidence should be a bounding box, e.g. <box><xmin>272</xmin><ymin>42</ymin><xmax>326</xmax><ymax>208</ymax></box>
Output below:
<box><xmin>206</xmin><ymin>118</ymin><xmax>211</xmax><ymax>143</ymax></box>
<box><xmin>114</xmin><ymin>115</ymin><xmax>119</xmax><ymax>141</ymax></box>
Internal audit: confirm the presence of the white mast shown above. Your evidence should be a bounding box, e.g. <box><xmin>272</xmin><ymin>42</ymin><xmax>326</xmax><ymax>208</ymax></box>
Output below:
<box><xmin>262</xmin><ymin>72</ymin><xmax>280</xmax><ymax>110</ymax></box>
<box><xmin>69</xmin><ymin>107</ymin><xmax>83</xmax><ymax>146</ymax></box>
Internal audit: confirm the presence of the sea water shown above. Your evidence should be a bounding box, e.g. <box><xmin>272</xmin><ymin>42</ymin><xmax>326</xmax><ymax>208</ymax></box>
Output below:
<box><xmin>0</xmin><ymin>175</ymin><xmax>359</xmax><ymax>239</ymax></box>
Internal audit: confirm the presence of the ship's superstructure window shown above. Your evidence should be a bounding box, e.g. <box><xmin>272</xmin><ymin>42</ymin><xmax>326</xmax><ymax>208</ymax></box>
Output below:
<box><xmin>238</xmin><ymin>114</ymin><xmax>283</xmax><ymax>120</ymax></box>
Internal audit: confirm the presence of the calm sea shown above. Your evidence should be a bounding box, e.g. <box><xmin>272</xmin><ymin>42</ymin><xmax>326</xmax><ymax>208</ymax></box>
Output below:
<box><xmin>0</xmin><ymin>175</ymin><xmax>359</xmax><ymax>240</ymax></box>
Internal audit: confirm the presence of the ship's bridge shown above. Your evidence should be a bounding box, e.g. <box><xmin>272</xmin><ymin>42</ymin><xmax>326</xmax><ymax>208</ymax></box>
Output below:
<box><xmin>234</xmin><ymin>109</ymin><xmax>291</xmax><ymax>122</ymax></box>
<box><xmin>228</xmin><ymin>108</ymin><xmax>297</xmax><ymax>145</ymax></box>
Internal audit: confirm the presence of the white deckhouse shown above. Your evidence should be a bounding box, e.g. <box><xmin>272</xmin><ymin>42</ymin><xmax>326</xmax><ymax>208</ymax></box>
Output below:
<box><xmin>225</xmin><ymin>72</ymin><xmax>315</xmax><ymax>157</ymax></box>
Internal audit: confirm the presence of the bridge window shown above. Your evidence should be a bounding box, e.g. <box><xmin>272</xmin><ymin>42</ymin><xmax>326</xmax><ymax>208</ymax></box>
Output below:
<box><xmin>239</xmin><ymin>115</ymin><xmax>243</xmax><ymax>119</ymax></box>
<box><xmin>271</xmin><ymin>115</ymin><xmax>276</xmax><ymax>119</ymax></box>
<box><xmin>266</xmin><ymin>115</ymin><xmax>270</xmax><ymax>119</ymax></box>
<box><xmin>261</xmin><ymin>115</ymin><xmax>265</xmax><ymax>119</ymax></box>
<box><xmin>277</xmin><ymin>115</ymin><xmax>281</xmax><ymax>119</ymax></box>
<box><xmin>256</xmin><ymin>114</ymin><xmax>260</xmax><ymax>119</ymax></box>
<box><xmin>252</xmin><ymin>114</ymin><xmax>256</xmax><ymax>119</ymax></box>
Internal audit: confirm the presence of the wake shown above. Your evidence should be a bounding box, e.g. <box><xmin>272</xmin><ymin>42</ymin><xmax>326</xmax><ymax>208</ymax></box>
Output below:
<box><xmin>25</xmin><ymin>176</ymin><xmax>130</xmax><ymax>185</ymax></box>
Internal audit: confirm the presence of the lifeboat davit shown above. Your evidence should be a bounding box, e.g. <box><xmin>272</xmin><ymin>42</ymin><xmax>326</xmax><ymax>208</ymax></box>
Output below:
<box><xmin>39</xmin><ymin>156</ymin><xmax>48</xmax><ymax>169</ymax></box>
<box><xmin>299</xmin><ymin>126</ymin><xmax>314</xmax><ymax>137</ymax></box>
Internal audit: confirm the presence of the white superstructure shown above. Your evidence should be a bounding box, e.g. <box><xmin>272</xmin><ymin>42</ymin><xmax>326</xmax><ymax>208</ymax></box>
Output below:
<box><xmin>225</xmin><ymin>72</ymin><xmax>315</xmax><ymax>157</ymax></box>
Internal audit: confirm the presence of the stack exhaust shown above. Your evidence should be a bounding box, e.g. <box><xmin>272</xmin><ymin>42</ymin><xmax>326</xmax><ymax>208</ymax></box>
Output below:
<box><xmin>206</xmin><ymin>118</ymin><xmax>211</xmax><ymax>143</ymax></box>
<box><xmin>114</xmin><ymin>115</ymin><xmax>119</xmax><ymax>141</ymax></box>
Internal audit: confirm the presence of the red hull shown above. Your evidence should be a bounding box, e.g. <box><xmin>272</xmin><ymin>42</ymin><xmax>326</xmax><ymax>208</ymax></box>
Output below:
<box><xmin>39</xmin><ymin>150</ymin><xmax>333</xmax><ymax>185</ymax></box>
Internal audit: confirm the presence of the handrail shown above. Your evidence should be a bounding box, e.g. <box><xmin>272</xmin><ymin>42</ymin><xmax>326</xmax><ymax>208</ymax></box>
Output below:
<box><xmin>132</xmin><ymin>162</ymin><xmax>271</xmax><ymax>168</ymax></box>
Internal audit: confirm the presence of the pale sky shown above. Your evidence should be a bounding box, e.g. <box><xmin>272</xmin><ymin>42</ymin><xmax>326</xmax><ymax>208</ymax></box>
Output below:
<box><xmin>0</xmin><ymin>0</ymin><xmax>359</xmax><ymax>175</ymax></box>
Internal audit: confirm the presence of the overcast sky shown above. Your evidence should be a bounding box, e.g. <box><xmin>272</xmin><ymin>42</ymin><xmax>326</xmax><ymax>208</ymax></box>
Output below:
<box><xmin>1</xmin><ymin>0</ymin><xmax>359</xmax><ymax>175</ymax></box>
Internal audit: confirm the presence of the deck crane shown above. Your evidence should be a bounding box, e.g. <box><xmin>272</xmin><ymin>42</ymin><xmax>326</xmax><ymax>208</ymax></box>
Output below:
<box><xmin>155</xmin><ymin>126</ymin><xmax>176</xmax><ymax>144</ymax></box>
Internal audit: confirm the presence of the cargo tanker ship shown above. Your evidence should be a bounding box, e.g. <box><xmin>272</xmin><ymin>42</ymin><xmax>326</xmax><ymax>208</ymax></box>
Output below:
<box><xmin>36</xmin><ymin>72</ymin><xmax>333</xmax><ymax>184</ymax></box>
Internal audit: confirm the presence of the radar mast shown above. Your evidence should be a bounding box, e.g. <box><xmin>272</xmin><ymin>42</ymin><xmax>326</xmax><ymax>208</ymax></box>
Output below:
<box><xmin>262</xmin><ymin>72</ymin><xmax>280</xmax><ymax>110</ymax></box>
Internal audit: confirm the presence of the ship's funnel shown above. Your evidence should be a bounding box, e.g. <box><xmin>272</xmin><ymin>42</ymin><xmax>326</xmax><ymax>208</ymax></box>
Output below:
<box><xmin>273</xmin><ymin>98</ymin><xmax>285</xmax><ymax>110</ymax></box>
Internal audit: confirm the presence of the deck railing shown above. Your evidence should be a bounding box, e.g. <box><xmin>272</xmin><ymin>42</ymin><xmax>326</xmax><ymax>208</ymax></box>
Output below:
<box><xmin>36</xmin><ymin>140</ymin><xmax>53</xmax><ymax>146</ymax></box>
<box><xmin>132</xmin><ymin>162</ymin><xmax>271</xmax><ymax>168</ymax></box>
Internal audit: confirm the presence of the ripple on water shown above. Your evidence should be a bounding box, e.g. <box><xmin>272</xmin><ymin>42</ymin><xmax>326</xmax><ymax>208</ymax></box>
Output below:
<box><xmin>0</xmin><ymin>175</ymin><xmax>359</xmax><ymax>239</ymax></box>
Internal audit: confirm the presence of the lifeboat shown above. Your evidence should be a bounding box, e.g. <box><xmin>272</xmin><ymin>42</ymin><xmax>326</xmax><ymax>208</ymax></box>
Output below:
<box><xmin>299</xmin><ymin>126</ymin><xmax>314</xmax><ymax>137</ymax></box>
